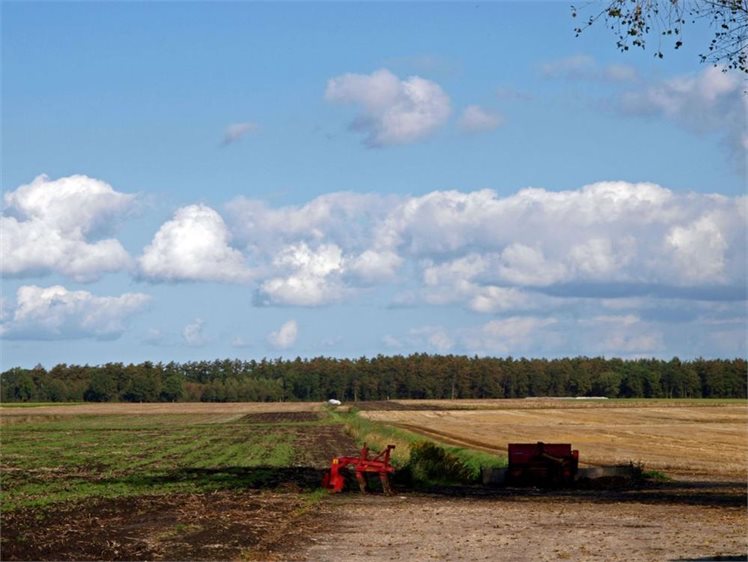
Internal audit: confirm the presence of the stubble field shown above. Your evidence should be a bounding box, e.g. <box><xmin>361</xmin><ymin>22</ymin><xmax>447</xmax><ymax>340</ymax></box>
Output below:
<box><xmin>1</xmin><ymin>399</ymin><xmax>746</xmax><ymax>561</ymax></box>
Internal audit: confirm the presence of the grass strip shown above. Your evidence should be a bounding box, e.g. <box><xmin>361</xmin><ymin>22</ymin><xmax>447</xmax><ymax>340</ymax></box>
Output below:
<box><xmin>327</xmin><ymin>408</ymin><xmax>505</xmax><ymax>485</ymax></box>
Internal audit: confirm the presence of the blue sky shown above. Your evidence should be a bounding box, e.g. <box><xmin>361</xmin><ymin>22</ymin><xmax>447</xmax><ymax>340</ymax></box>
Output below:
<box><xmin>2</xmin><ymin>2</ymin><xmax>746</xmax><ymax>368</ymax></box>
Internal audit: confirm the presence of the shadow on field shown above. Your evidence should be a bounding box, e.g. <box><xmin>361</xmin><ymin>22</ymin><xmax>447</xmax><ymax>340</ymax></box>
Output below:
<box><xmin>412</xmin><ymin>479</ymin><xmax>747</xmax><ymax>509</ymax></box>
<box><xmin>673</xmin><ymin>554</ymin><xmax>748</xmax><ymax>562</ymax></box>
<box><xmin>98</xmin><ymin>465</ymin><xmax>329</xmax><ymax>491</ymax></box>
<box><xmin>95</xmin><ymin>466</ymin><xmax>746</xmax><ymax>509</ymax></box>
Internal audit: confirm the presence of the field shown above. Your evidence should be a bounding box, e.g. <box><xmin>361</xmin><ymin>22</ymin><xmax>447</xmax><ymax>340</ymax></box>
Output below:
<box><xmin>359</xmin><ymin>398</ymin><xmax>748</xmax><ymax>478</ymax></box>
<box><xmin>1</xmin><ymin>400</ymin><xmax>746</xmax><ymax>561</ymax></box>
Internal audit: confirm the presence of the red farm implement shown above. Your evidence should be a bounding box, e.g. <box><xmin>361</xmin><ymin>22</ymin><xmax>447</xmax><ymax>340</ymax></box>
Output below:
<box><xmin>506</xmin><ymin>442</ymin><xmax>579</xmax><ymax>486</ymax></box>
<box><xmin>322</xmin><ymin>443</ymin><xmax>396</xmax><ymax>495</ymax></box>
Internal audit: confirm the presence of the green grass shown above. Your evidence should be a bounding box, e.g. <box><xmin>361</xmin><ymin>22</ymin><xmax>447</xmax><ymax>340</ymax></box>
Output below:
<box><xmin>0</xmin><ymin>414</ymin><xmax>315</xmax><ymax>511</ymax></box>
<box><xmin>330</xmin><ymin>408</ymin><xmax>505</xmax><ymax>485</ymax></box>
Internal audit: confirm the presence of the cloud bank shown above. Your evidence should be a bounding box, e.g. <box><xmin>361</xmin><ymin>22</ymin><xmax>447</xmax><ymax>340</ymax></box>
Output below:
<box><xmin>0</xmin><ymin>285</ymin><xmax>149</xmax><ymax>340</ymax></box>
<box><xmin>4</xmin><ymin>173</ymin><xmax>744</xmax><ymax>354</ymax></box>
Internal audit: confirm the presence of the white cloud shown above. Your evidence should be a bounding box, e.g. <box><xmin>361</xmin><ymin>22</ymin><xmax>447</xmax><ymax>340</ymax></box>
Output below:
<box><xmin>384</xmin><ymin>325</ymin><xmax>454</xmax><ymax>352</ymax></box>
<box><xmin>577</xmin><ymin>314</ymin><xmax>665</xmax><ymax>356</ymax></box>
<box><xmin>227</xmin><ymin>191</ymin><xmax>388</xmax><ymax>252</ymax></box>
<box><xmin>1</xmin><ymin>174</ymin><xmax>134</xmax><ymax>282</ymax></box>
<box><xmin>347</xmin><ymin>250</ymin><xmax>402</xmax><ymax>283</ymax></box>
<box><xmin>268</xmin><ymin>319</ymin><xmax>298</xmax><ymax>349</ymax></box>
<box><xmin>410</xmin><ymin>326</ymin><xmax>454</xmax><ymax>352</ymax></box>
<box><xmin>139</xmin><ymin>204</ymin><xmax>252</xmax><ymax>283</ymax></box>
<box><xmin>463</xmin><ymin>317</ymin><xmax>559</xmax><ymax>354</ymax></box>
<box><xmin>498</xmin><ymin>244</ymin><xmax>568</xmax><ymax>286</ymax></box>
<box><xmin>467</xmin><ymin>285</ymin><xmax>539</xmax><ymax>314</ymax></box>
<box><xmin>142</xmin><ymin>328</ymin><xmax>165</xmax><ymax>346</ymax></box>
<box><xmin>221</xmin><ymin>122</ymin><xmax>257</xmax><ymax>146</ymax></box>
<box><xmin>618</xmin><ymin>66</ymin><xmax>746</xmax><ymax>170</ymax></box>
<box><xmin>182</xmin><ymin>318</ymin><xmax>208</xmax><ymax>346</ymax></box>
<box><xmin>231</xmin><ymin>336</ymin><xmax>252</xmax><ymax>348</ymax></box>
<box><xmin>0</xmin><ymin>285</ymin><xmax>149</xmax><ymax>340</ymax></box>
<box><xmin>666</xmin><ymin>214</ymin><xmax>728</xmax><ymax>283</ymax></box>
<box><xmin>325</xmin><ymin>68</ymin><xmax>451</xmax><ymax>147</ymax></box>
<box><xmin>223</xmin><ymin>181</ymin><xmax>744</xmax><ymax>313</ymax></box>
<box><xmin>458</xmin><ymin>105</ymin><xmax>504</xmax><ymax>133</ymax></box>
<box><xmin>257</xmin><ymin>242</ymin><xmax>347</xmax><ymax>306</ymax></box>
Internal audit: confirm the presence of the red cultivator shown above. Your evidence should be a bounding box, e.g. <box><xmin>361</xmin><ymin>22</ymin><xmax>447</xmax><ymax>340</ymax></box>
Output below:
<box><xmin>322</xmin><ymin>443</ymin><xmax>396</xmax><ymax>495</ymax></box>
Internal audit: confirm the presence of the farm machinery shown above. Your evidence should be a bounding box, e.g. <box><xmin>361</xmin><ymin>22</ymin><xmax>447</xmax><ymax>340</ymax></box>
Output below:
<box><xmin>322</xmin><ymin>443</ymin><xmax>396</xmax><ymax>495</ymax></box>
<box><xmin>505</xmin><ymin>442</ymin><xmax>579</xmax><ymax>486</ymax></box>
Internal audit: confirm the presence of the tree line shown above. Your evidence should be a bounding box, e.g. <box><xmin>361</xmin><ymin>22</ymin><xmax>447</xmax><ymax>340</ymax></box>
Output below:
<box><xmin>1</xmin><ymin>355</ymin><xmax>745</xmax><ymax>403</ymax></box>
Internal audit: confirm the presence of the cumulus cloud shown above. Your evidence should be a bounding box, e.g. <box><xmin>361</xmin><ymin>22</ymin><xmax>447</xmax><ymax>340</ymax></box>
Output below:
<box><xmin>463</xmin><ymin>317</ymin><xmax>559</xmax><ymax>355</ymax></box>
<box><xmin>581</xmin><ymin>314</ymin><xmax>664</xmax><ymax>355</ymax></box>
<box><xmin>267</xmin><ymin>319</ymin><xmax>298</xmax><ymax>349</ymax></box>
<box><xmin>222</xmin><ymin>181</ymin><xmax>744</xmax><ymax>312</ymax></box>
<box><xmin>227</xmin><ymin>193</ymin><xmax>403</xmax><ymax>305</ymax></box>
<box><xmin>221</xmin><ymin>122</ymin><xmax>257</xmax><ymax>146</ymax></box>
<box><xmin>618</xmin><ymin>66</ymin><xmax>746</xmax><ymax>170</ymax></box>
<box><xmin>1</xmin><ymin>175</ymin><xmax>134</xmax><ymax>282</ymax></box>
<box><xmin>256</xmin><ymin>242</ymin><xmax>347</xmax><ymax>306</ymax></box>
<box><xmin>182</xmin><ymin>318</ymin><xmax>208</xmax><ymax>346</ymax></box>
<box><xmin>458</xmin><ymin>105</ymin><xmax>504</xmax><ymax>133</ymax></box>
<box><xmin>325</xmin><ymin>68</ymin><xmax>451</xmax><ymax>147</ymax></box>
<box><xmin>139</xmin><ymin>204</ymin><xmax>252</xmax><ymax>283</ymax></box>
<box><xmin>382</xmin><ymin>325</ymin><xmax>453</xmax><ymax>352</ymax></box>
<box><xmin>0</xmin><ymin>285</ymin><xmax>149</xmax><ymax>340</ymax></box>
<box><xmin>227</xmin><ymin>192</ymin><xmax>388</xmax><ymax>253</ymax></box>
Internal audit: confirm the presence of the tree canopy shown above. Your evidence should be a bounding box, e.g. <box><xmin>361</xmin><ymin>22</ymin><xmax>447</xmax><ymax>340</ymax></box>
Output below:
<box><xmin>572</xmin><ymin>0</ymin><xmax>748</xmax><ymax>73</ymax></box>
<box><xmin>1</xmin><ymin>355</ymin><xmax>745</xmax><ymax>403</ymax></box>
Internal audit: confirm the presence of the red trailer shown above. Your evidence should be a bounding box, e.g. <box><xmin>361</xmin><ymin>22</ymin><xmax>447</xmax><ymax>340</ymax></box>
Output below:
<box><xmin>506</xmin><ymin>442</ymin><xmax>579</xmax><ymax>486</ymax></box>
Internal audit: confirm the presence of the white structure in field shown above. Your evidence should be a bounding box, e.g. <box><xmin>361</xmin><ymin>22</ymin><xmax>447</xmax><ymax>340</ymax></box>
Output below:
<box><xmin>327</xmin><ymin>399</ymin><xmax>342</xmax><ymax>406</ymax></box>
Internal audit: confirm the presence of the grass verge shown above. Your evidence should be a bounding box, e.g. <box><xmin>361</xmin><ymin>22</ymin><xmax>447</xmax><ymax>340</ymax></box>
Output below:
<box><xmin>328</xmin><ymin>407</ymin><xmax>505</xmax><ymax>486</ymax></box>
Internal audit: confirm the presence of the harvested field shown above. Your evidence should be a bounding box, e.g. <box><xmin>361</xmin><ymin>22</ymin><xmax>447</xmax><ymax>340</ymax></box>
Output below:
<box><xmin>2</xmin><ymin>399</ymin><xmax>746</xmax><ymax>561</ymax></box>
<box><xmin>361</xmin><ymin>399</ymin><xmax>748</xmax><ymax>478</ymax></box>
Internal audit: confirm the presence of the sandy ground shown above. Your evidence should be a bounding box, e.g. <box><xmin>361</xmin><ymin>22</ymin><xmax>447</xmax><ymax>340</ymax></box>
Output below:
<box><xmin>303</xmin><ymin>492</ymin><xmax>748</xmax><ymax>562</ymax></box>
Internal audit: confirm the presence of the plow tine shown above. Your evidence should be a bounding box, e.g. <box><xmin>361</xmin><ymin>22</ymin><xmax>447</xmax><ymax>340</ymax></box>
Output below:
<box><xmin>355</xmin><ymin>471</ymin><xmax>368</xmax><ymax>494</ymax></box>
<box><xmin>380</xmin><ymin>472</ymin><xmax>393</xmax><ymax>496</ymax></box>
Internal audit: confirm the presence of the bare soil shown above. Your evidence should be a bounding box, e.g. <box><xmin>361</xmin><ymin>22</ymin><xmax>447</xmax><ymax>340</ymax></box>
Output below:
<box><xmin>304</xmin><ymin>486</ymin><xmax>748</xmax><ymax>562</ymax></box>
<box><xmin>0</xmin><ymin>402</ymin><xmax>320</xmax><ymax>417</ymax></box>
<box><xmin>1</xmin><ymin>491</ymin><xmax>326</xmax><ymax>561</ymax></box>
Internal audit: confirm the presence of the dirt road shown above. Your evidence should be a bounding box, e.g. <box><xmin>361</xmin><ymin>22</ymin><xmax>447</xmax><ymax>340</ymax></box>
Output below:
<box><xmin>303</xmin><ymin>487</ymin><xmax>748</xmax><ymax>562</ymax></box>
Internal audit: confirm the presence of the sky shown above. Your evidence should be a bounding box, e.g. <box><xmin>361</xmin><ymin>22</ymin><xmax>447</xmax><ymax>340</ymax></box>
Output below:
<box><xmin>1</xmin><ymin>1</ymin><xmax>746</xmax><ymax>369</ymax></box>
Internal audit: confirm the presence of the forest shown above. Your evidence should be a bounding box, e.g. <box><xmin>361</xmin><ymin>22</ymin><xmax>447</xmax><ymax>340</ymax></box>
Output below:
<box><xmin>1</xmin><ymin>355</ymin><xmax>745</xmax><ymax>403</ymax></box>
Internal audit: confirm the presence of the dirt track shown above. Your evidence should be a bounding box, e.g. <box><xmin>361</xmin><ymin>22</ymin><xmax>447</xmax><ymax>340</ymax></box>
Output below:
<box><xmin>304</xmin><ymin>490</ymin><xmax>748</xmax><ymax>562</ymax></box>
